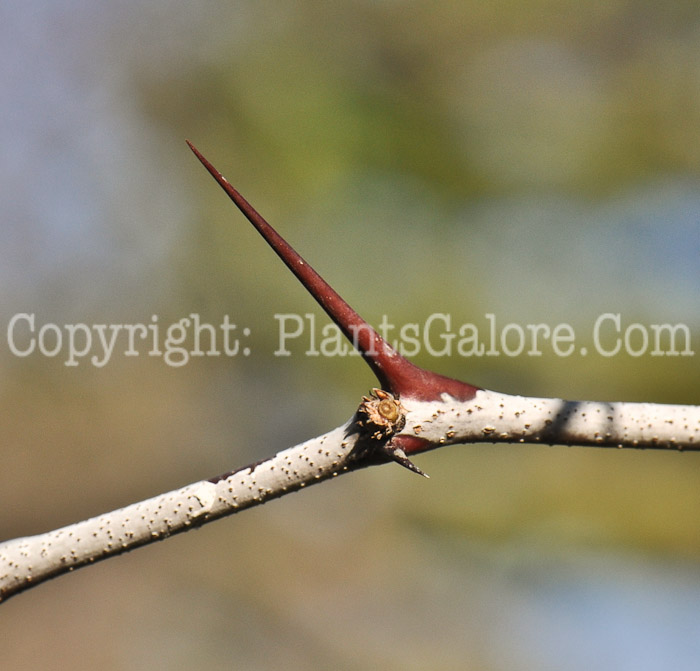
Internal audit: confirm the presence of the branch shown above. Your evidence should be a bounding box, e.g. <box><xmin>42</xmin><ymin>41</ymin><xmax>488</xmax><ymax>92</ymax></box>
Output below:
<box><xmin>1</xmin><ymin>144</ymin><xmax>697</xmax><ymax>603</ymax></box>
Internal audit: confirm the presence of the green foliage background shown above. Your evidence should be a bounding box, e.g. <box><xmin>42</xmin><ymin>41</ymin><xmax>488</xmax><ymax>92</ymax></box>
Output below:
<box><xmin>1</xmin><ymin>1</ymin><xmax>699</xmax><ymax>669</ymax></box>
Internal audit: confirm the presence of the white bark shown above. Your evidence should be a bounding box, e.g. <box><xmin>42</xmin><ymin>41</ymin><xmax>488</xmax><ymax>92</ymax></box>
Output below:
<box><xmin>1</xmin><ymin>391</ymin><xmax>698</xmax><ymax>602</ymax></box>
<box><xmin>0</xmin><ymin>422</ymin><xmax>359</xmax><ymax>602</ymax></box>
<box><xmin>402</xmin><ymin>390</ymin><xmax>700</xmax><ymax>450</ymax></box>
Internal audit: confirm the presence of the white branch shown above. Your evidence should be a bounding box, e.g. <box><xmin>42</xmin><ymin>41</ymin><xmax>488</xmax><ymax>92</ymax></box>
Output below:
<box><xmin>1</xmin><ymin>392</ymin><xmax>698</xmax><ymax>602</ymax></box>
<box><xmin>0</xmin><ymin>422</ymin><xmax>361</xmax><ymax>602</ymax></box>
<box><xmin>402</xmin><ymin>390</ymin><xmax>700</xmax><ymax>450</ymax></box>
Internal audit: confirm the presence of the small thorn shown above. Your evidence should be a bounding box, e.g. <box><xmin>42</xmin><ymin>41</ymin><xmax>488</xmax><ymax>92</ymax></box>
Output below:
<box><xmin>383</xmin><ymin>444</ymin><xmax>429</xmax><ymax>478</ymax></box>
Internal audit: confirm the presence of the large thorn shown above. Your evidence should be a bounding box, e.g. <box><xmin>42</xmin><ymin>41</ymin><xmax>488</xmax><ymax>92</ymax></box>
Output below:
<box><xmin>186</xmin><ymin>140</ymin><xmax>479</xmax><ymax>405</ymax></box>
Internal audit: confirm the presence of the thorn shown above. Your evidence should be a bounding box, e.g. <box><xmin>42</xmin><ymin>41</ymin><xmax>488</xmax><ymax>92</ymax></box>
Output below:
<box><xmin>187</xmin><ymin>140</ymin><xmax>396</xmax><ymax>390</ymax></box>
<box><xmin>382</xmin><ymin>444</ymin><xmax>429</xmax><ymax>478</ymax></box>
<box><xmin>186</xmin><ymin>141</ymin><xmax>479</xmax><ymax>403</ymax></box>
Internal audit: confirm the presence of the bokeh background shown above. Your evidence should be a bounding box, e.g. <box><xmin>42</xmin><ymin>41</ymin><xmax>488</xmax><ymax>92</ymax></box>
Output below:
<box><xmin>1</xmin><ymin>1</ymin><xmax>699</xmax><ymax>669</ymax></box>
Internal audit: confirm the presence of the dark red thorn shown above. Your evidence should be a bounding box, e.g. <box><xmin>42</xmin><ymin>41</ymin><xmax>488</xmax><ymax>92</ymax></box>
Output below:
<box><xmin>186</xmin><ymin>141</ymin><xmax>479</xmax><ymax>402</ymax></box>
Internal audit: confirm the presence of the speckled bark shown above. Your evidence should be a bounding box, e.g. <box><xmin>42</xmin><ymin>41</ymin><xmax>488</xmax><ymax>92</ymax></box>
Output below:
<box><xmin>400</xmin><ymin>390</ymin><xmax>700</xmax><ymax>451</ymax></box>
<box><xmin>0</xmin><ymin>422</ymin><xmax>360</xmax><ymax>602</ymax></box>
<box><xmin>2</xmin><ymin>392</ymin><xmax>698</xmax><ymax>602</ymax></box>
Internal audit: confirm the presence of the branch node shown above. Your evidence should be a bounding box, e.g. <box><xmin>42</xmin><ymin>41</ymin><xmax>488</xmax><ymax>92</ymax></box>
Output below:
<box><xmin>357</xmin><ymin>388</ymin><xmax>406</xmax><ymax>439</ymax></box>
<box><xmin>355</xmin><ymin>389</ymin><xmax>427</xmax><ymax>476</ymax></box>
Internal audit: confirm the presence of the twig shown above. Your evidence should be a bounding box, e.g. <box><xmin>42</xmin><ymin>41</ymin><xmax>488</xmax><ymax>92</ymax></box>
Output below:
<box><xmin>1</xmin><ymin>143</ymin><xmax>696</xmax><ymax>603</ymax></box>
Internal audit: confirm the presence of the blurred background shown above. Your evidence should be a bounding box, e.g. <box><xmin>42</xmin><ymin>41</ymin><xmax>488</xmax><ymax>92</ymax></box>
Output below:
<box><xmin>1</xmin><ymin>1</ymin><xmax>699</xmax><ymax>669</ymax></box>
